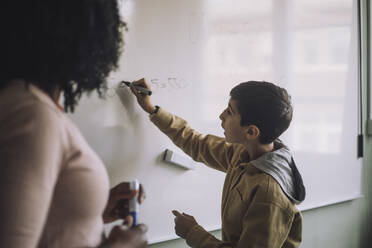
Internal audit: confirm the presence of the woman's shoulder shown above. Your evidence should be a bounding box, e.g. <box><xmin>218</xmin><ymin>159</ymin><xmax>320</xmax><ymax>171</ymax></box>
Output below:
<box><xmin>0</xmin><ymin>81</ymin><xmax>64</xmax><ymax>121</ymax></box>
<box><xmin>0</xmin><ymin>81</ymin><xmax>69</xmax><ymax>146</ymax></box>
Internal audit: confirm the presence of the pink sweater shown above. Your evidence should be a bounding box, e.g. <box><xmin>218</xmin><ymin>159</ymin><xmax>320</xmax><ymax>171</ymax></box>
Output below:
<box><xmin>0</xmin><ymin>81</ymin><xmax>110</xmax><ymax>247</ymax></box>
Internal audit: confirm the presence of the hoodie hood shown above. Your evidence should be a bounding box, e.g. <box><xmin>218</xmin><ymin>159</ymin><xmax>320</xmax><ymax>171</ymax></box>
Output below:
<box><xmin>250</xmin><ymin>142</ymin><xmax>306</xmax><ymax>204</ymax></box>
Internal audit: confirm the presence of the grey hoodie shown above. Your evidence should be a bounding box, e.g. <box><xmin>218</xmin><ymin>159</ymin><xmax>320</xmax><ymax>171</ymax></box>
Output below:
<box><xmin>250</xmin><ymin>142</ymin><xmax>306</xmax><ymax>204</ymax></box>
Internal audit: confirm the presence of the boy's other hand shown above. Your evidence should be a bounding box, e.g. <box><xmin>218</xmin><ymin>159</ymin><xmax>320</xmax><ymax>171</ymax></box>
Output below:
<box><xmin>103</xmin><ymin>182</ymin><xmax>146</xmax><ymax>224</ymax></box>
<box><xmin>172</xmin><ymin>210</ymin><xmax>198</xmax><ymax>239</ymax></box>
<box><xmin>131</xmin><ymin>78</ymin><xmax>156</xmax><ymax>114</ymax></box>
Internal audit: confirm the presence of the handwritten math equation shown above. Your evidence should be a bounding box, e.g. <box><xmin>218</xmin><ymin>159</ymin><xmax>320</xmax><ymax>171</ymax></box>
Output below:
<box><xmin>106</xmin><ymin>77</ymin><xmax>189</xmax><ymax>98</ymax></box>
<box><xmin>148</xmin><ymin>78</ymin><xmax>188</xmax><ymax>91</ymax></box>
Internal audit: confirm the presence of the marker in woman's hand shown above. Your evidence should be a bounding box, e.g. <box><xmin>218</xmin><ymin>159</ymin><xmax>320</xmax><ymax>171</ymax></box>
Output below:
<box><xmin>129</xmin><ymin>179</ymin><xmax>140</xmax><ymax>226</ymax></box>
<box><xmin>120</xmin><ymin>81</ymin><xmax>152</xmax><ymax>96</ymax></box>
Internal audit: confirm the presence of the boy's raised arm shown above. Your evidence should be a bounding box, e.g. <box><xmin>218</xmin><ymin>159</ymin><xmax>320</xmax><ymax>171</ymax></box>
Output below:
<box><xmin>130</xmin><ymin>78</ymin><xmax>246</xmax><ymax>172</ymax></box>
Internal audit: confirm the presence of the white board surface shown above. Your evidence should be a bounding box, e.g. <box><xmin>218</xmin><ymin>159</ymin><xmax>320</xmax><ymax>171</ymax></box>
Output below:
<box><xmin>68</xmin><ymin>0</ymin><xmax>362</xmax><ymax>243</ymax></box>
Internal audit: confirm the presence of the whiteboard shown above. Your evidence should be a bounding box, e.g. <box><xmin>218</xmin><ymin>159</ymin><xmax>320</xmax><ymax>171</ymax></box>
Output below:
<box><xmin>68</xmin><ymin>0</ymin><xmax>362</xmax><ymax>243</ymax></box>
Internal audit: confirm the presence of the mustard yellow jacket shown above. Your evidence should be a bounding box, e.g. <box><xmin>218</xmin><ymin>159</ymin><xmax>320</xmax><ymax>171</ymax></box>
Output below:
<box><xmin>151</xmin><ymin>108</ymin><xmax>303</xmax><ymax>248</ymax></box>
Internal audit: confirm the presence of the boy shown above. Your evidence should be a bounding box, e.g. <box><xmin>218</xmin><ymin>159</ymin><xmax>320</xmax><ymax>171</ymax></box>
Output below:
<box><xmin>130</xmin><ymin>78</ymin><xmax>306</xmax><ymax>248</ymax></box>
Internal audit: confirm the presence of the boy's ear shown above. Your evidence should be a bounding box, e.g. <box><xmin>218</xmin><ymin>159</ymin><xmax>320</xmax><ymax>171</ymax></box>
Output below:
<box><xmin>244</xmin><ymin>125</ymin><xmax>260</xmax><ymax>140</ymax></box>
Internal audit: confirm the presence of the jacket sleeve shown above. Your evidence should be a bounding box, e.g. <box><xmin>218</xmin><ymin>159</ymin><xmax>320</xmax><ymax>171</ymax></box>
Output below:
<box><xmin>185</xmin><ymin>225</ymin><xmax>232</xmax><ymax>248</ymax></box>
<box><xmin>0</xmin><ymin>107</ymin><xmax>64</xmax><ymax>248</ymax></box>
<box><xmin>150</xmin><ymin>107</ymin><xmax>246</xmax><ymax>173</ymax></box>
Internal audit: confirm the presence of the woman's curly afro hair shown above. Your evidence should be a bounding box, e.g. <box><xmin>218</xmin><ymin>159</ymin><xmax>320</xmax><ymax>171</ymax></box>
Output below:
<box><xmin>0</xmin><ymin>0</ymin><xmax>125</xmax><ymax>112</ymax></box>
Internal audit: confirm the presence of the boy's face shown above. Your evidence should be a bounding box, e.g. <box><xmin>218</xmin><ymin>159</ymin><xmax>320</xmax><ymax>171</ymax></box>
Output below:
<box><xmin>219</xmin><ymin>98</ymin><xmax>247</xmax><ymax>143</ymax></box>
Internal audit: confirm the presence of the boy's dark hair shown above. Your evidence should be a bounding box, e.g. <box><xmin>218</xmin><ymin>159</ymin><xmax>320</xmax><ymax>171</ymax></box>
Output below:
<box><xmin>230</xmin><ymin>81</ymin><xmax>293</xmax><ymax>144</ymax></box>
<box><xmin>0</xmin><ymin>0</ymin><xmax>125</xmax><ymax>112</ymax></box>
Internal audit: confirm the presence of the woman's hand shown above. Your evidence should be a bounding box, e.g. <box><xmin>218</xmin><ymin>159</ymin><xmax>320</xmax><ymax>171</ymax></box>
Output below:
<box><xmin>104</xmin><ymin>224</ymin><xmax>148</xmax><ymax>248</ymax></box>
<box><xmin>103</xmin><ymin>182</ymin><xmax>145</xmax><ymax>224</ymax></box>
<box><xmin>130</xmin><ymin>78</ymin><xmax>156</xmax><ymax>114</ymax></box>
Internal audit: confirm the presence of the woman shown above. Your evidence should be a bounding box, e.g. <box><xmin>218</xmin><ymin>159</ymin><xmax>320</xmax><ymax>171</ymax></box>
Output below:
<box><xmin>0</xmin><ymin>1</ymin><xmax>146</xmax><ymax>247</ymax></box>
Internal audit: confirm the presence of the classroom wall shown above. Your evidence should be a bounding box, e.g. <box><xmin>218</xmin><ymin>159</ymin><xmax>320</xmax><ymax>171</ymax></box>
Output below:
<box><xmin>148</xmin><ymin>0</ymin><xmax>372</xmax><ymax>247</ymax></box>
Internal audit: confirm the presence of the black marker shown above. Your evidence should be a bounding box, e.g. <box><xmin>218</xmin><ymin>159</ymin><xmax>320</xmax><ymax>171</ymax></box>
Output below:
<box><xmin>120</xmin><ymin>81</ymin><xmax>152</xmax><ymax>96</ymax></box>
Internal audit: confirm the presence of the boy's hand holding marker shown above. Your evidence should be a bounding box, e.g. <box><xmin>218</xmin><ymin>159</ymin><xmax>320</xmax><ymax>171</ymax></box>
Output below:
<box><xmin>129</xmin><ymin>78</ymin><xmax>157</xmax><ymax>114</ymax></box>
